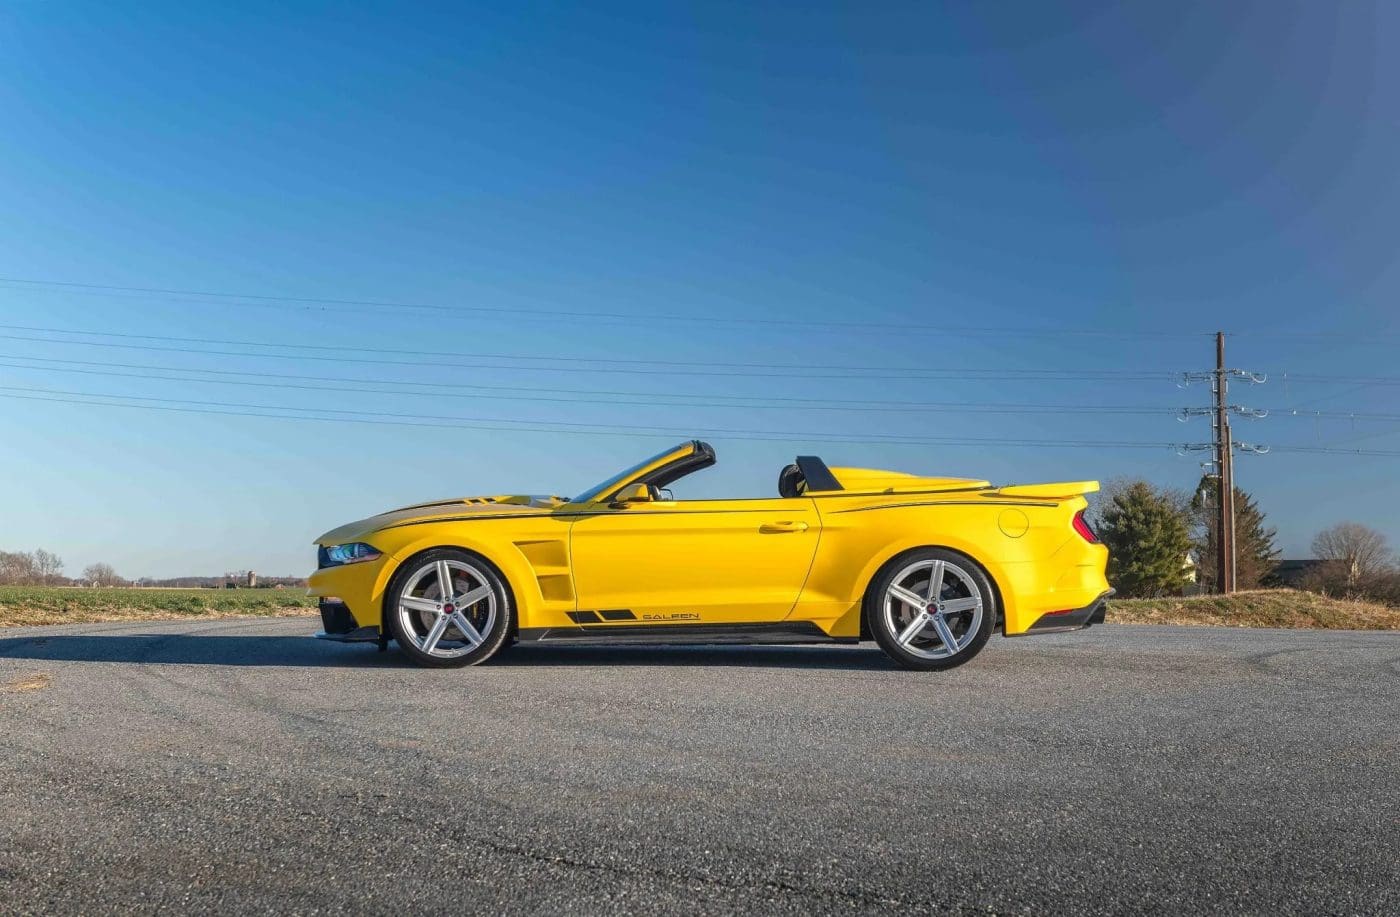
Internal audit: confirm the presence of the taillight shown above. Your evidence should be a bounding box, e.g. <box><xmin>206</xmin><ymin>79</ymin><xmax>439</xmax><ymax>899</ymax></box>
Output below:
<box><xmin>1072</xmin><ymin>510</ymin><xmax>1099</xmax><ymax>544</ymax></box>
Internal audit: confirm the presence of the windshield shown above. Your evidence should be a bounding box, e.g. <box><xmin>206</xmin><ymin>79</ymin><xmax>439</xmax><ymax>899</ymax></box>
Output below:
<box><xmin>569</xmin><ymin>445</ymin><xmax>683</xmax><ymax>504</ymax></box>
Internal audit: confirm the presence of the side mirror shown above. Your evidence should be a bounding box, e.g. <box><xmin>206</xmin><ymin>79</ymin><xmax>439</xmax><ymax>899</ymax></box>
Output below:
<box><xmin>609</xmin><ymin>483</ymin><xmax>652</xmax><ymax>507</ymax></box>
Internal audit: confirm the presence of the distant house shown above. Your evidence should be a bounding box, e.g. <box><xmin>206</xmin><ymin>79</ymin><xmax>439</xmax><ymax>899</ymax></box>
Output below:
<box><xmin>1182</xmin><ymin>553</ymin><xmax>1208</xmax><ymax>595</ymax></box>
<box><xmin>1270</xmin><ymin>559</ymin><xmax>1325</xmax><ymax>588</ymax></box>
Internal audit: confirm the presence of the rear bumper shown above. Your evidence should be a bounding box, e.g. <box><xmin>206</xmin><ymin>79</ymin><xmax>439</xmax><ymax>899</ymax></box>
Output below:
<box><xmin>1019</xmin><ymin>589</ymin><xmax>1114</xmax><ymax>635</ymax></box>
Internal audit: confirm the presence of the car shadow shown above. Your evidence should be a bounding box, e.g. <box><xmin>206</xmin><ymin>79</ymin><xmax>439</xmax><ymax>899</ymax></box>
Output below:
<box><xmin>0</xmin><ymin>633</ymin><xmax>412</xmax><ymax>668</ymax></box>
<box><xmin>490</xmin><ymin>643</ymin><xmax>899</xmax><ymax>671</ymax></box>
<box><xmin>0</xmin><ymin>633</ymin><xmax>901</xmax><ymax>671</ymax></box>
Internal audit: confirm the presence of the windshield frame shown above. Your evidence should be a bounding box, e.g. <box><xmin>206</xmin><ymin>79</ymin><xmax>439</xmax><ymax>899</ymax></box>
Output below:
<box><xmin>568</xmin><ymin>444</ymin><xmax>693</xmax><ymax>504</ymax></box>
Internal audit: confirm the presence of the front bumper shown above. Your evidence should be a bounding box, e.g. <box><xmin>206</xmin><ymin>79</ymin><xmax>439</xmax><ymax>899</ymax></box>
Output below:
<box><xmin>307</xmin><ymin>553</ymin><xmax>392</xmax><ymax>637</ymax></box>
<box><xmin>313</xmin><ymin>598</ymin><xmax>380</xmax><ymax>643</ymax></box>
<box><xmin>1021</xmin><ymin>589</ymin><xmax>1114</xmax><ymax>635</ymax></box>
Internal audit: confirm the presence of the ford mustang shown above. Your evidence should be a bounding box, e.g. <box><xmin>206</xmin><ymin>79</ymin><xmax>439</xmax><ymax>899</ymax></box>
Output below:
<box><xmin>309</xmin><ymin>440</ymin><xmax>1111</xmax><ymax>670</ymax></box>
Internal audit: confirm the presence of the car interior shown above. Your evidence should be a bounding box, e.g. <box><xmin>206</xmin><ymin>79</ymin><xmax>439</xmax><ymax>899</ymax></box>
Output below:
<box><xmin>616</xmin><ymin>441</ymin><xmax>843</xmax><ymax>502</ymax></box>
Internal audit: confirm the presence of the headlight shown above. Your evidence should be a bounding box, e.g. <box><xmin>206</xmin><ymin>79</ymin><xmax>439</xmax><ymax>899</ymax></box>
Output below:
<box><xmin>318</xmin><ymin>542</ymin><xmax>383</xmax><ymax>568</ymax></box>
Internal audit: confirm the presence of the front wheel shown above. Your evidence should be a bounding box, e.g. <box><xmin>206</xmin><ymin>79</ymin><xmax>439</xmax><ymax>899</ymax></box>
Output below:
<box><xmin>385</xmin><ymin>549</ymin><xmax>514</xmax><ymax>668</ymax></box>
<box><xmin>867</xmin><ymin>548</ymin><xmax>995</xmax><ymax>671</ymax></box>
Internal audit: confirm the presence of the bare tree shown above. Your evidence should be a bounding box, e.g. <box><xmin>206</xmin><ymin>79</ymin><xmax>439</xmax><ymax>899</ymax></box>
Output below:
<box><xmin>0</xmin><ymin>551</ymin><xmax>36</xmax><ymax>585</ymax></box>
<box><xmin>82</xmin><ymin>562</ymin><xmax>123</xmax><ymax>587</ymax></box>
<box><xmin>32</xmin><ymin>549</ymin><xmax>64</xmax><ymax>585</ymax></box>
<box><xmin>1311</xmin><ymin>523</ymin><xmax>1394</xmax><ymax>598</ymax></box>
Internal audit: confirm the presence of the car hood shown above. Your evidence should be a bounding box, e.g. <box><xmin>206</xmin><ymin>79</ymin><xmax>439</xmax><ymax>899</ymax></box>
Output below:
<box><xmin>315</xmin><ymin>494</ymin><xmax>565</xmax><ymax>545</ymax></box>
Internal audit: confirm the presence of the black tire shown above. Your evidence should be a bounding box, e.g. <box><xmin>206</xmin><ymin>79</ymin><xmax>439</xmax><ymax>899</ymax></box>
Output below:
<box><xmin>865</xmin><ymin>547</ymin><xmax>996</xmax><ymax>671</ymax></box>
<box><xmin>384</xmin><ymin>548</ymin><xmax>515</xmax><ymax>668</ymax></box>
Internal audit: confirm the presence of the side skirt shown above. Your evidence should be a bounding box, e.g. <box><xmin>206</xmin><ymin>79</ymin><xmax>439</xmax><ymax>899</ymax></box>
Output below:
<box><xmin>517</xmin><ymin>621</ymin><xmax>858</xmax><ymax>646</ymax></box>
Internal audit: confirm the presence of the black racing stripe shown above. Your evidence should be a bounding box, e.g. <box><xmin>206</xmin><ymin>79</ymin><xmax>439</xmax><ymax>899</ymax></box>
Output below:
<box><xmin>379</xmin><ymin>499</ymin><xmax>1052</xmax><ymax>529</ymax></box>
<box><xmin>598</xmin><ymin>609</ymin><xmax>636</xmax><ymax>621</ymax></box>
<box><xmin>385</xmin><ymin>512</ymin><xmax>558</xmax><ymax>528</ymax></box>
<box><xmin>567</xmin><ymin>611</ymin><xmax>602</xmax><ymax>624</ymax></box>
<box><xmin>811</xmin><ymin>485</ymin><xmax>993</xmax><ymax>498</ymax></box>
<box><xmin>569</xmin><ymin>508</ymin><xmax>805</xmax><ymax>516</ymax></box>
<box><xmin>832</xmin><ymin>500</ymin><xmax>1058</xmax><ymax>514</ymax></box>
<box><xmin>522</xmin><ymin>621</ymin><xmax>849</xmax><ymax>644</ymax></box>
<box><xmin>384</xmin><ymin>507</ymin><xmax>810</xmax><ymax>529</ymax></box>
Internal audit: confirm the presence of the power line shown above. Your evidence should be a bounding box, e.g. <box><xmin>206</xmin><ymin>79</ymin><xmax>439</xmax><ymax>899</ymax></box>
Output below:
<box><xmin>2</xmin><ymin>353</ymin><xmax>1397</xmax><ymax>422</ymax></box>
<box><xmin>0</xmin><ymin>354</ymin><xmax>1205</xmax><ymax>415</ymax></box>
<box><xmin>1274</xmin><ymin>373</ymin><xmax>1400</xmax><ymax>386</ymax></box>
<box><xmin>8</xmin><ymin>324</ymin><xmax>1395</xmax><ymax>387</ymax></box>
<box><xmin>1266</xmin><ymin>445</ymin><xmax>1400</xmax><ymax>456</ymax></box>
<box><xmin>0</xmin><ymin>384</ymin><xmax>1190</xmax><ymax>449</ymax></box>
<box><xmin>2</xmin><ymin>382</ymin><xmax>1396</xmax><ymax>455</ymax></box>
<box><xmin>0</xmin><ymin>323</ymin><xmax>1178</xmax><ymax>376</ymax></box>
<box><xmin>0</xmin><ymin>277</ymin><xmax>1211</xmax><ymax>338</ymax></box>
<box><xmin>0</xmin><ymin>327</ymin><xmax>1176</xmax><ymax>382</ymax></box>
<box><xmin>5</xmin><ymin>277</ymin><xmax>1396</xmax><ymax>340</ymax></box>
<box><xmin>1271</xmin><ymin>408</ymin><xmax>1400</xmax><ymax>422</ymax></box>
<box><xmin>1218</xmin><ymin>330</ymin><xmax>1400</xmax><ymax>340</ymax></box>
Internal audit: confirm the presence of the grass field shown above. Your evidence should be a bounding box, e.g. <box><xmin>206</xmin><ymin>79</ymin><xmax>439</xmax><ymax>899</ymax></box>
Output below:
<box><xmin>1106</xmin><ymin>589</ymin><xmax>1400</xmax><ymax>630</ymax></box>
<box><xmin>0</xmin><ymin>585</ymin><xmax>317</xmax><ymax>628</ymax></box>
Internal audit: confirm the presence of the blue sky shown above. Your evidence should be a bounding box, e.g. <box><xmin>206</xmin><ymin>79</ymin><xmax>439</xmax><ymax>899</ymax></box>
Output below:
<box><xmin>1</xmin><ymin>1</ymin><xmax>1397</xmax><ymax>578</ymax></box>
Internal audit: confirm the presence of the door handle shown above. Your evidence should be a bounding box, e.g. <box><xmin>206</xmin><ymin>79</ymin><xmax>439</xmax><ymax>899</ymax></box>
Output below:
<box><xmin>759</xmin><ymin>521</ymin><xmax>809</xmax><ymax>534</ymax></box>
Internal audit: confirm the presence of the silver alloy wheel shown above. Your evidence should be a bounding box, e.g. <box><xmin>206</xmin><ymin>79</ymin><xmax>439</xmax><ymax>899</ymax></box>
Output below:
<box><xmin>882</xmin><ymin>558</ymin><xmax>984</xmax><ymax>660</ymax></box>
<box><xmin>396</xmin><ymin>558</ymin><xmax>497</xmax><ymax>659</ymax></box>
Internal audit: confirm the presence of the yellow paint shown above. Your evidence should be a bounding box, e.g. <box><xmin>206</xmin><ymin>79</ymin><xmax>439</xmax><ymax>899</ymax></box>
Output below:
<box><xmin>997</xmin><ymin>508</ymin><xmax>1030</xmax><ymax>538</ymax></box>
<box><xmin>567</xmin><ymin>498</ymin><xmax>819</xmax><ymax>622</ymax></box>
<box><xmin>307</xmin><ymin>441</ymin><xmax>1109</xmax><ymax>638</ymax></box>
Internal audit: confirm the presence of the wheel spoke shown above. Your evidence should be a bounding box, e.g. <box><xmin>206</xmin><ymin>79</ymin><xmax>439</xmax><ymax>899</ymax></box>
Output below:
<box><xmin>929</xmin><ymin>613</ymin><xmax>961</xmax><ymax>654</ymax></box>
<box><xmin>896</xmin><ymin>614</ymin><xmax>929</xmax><ymax>646</ymax></box>
<box><xmin>451</xmin><ymin>611</ymin><xmax>484</xmax><ymax>647</ymax></box>
<box><xmin>889</xmin><ymin>584</ymin><xmax>926</xmax><ymax>610</ymax></box>
<box><xmin>925</xmin><ymin>560</ymin><xmax>945</xmax><ymax>601</ymax></box>
<box><xmin>420</xmin><ymin>612</ymin><xmax>450</xmax><ymax>654</ymax></box>
<box><xmin>400</xmin><ymin>595</ymin><xmax>439</xmax><ymax>614</ymax></box>
<box><xmin>457</xmin><ymin>584</ymin><xmax>492</xmax><ymax>607</ymax></box>
<box><xmin>435</xmin><ymin>561</ymin><xmax>456</xmax><ymax>602</ymax></box>
<box><xmin>883</xmin><ymin>557</ymin><xmax>985</xmax><ymax>661</ymax></box>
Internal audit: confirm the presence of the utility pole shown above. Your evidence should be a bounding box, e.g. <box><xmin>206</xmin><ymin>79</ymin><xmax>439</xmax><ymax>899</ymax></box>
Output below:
<box><xmin>1222</xmin><ymin>413</ymin><xmax>1236</xmax><ymax>593</ymax></box>
<box><xmin>1213</xmin><ymin>332</ymin><xmax>1236</xmax><ymax>594</ymax></box>
<box><xmin>1184</xmin><ymin>337</ymin><xmax>1264</xmax><ymax>594</ymax></box>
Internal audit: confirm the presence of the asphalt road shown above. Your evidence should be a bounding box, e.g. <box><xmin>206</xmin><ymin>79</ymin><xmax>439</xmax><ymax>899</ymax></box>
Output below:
<box><xmin>1</xmin><ymin>618</ymin><xmax>1396</xmax><ymax>915</ymax></box>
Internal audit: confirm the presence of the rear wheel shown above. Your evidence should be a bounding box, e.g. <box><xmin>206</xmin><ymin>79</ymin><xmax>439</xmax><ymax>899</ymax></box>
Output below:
<box><xmin>867</xmin><ymin>548</ymin><xmax>994</xmax><ymax>671</ymax></box>
<box><xmin>385</xmin><ymin>549</ymin><xmax>514</xmax><ymax>668</ymax></box>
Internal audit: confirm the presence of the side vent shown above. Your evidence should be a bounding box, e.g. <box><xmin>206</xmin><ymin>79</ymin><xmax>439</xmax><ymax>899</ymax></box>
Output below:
<box><xmin>514</xmin><ymin>539</ymin><xmax>573</xmax><ymax>602</ymax></box>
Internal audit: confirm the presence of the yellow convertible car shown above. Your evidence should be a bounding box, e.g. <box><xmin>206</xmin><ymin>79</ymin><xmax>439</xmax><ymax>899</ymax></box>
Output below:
<box><xmin>309</xmin><ymin>440</ymin><xmax>1111</xmax><ymax>670</ymax></box>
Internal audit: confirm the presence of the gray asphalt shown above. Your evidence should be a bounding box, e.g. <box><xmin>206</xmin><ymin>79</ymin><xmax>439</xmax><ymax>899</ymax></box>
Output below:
<box><xmin>0</xmin><ymin>618</ymin><xmax>1396</xmax><ymax>915</ymax></box>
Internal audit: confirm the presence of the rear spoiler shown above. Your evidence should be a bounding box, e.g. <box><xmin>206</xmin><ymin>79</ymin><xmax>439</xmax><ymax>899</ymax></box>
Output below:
<box><xmin>991</xmin><ymin>481</ymin><xmax>1099</xmax><ymax>500</ymax></box>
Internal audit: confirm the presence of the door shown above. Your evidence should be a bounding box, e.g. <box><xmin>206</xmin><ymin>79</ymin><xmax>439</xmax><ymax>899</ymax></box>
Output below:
<box><xmin>567</xmin><ymin>498</ymin><xmax>820</xmax><ymax>625</ymax></box>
